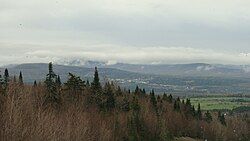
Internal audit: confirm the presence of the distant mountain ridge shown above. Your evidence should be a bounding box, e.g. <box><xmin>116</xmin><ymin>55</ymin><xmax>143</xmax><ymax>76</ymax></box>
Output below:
<box><xmin>2</xmin><ymin>61</ymin><xmax>250</xmax><ymax>77</ymax></box>
<box><xmin>53</xmin><ymin>59</ymin><xmax>250</xmax><ymax>77</ymax></box>
<box><xmin>1</xmin><ymin>62</ymin><xmax>250</xmax><ymax>95</ymax></box>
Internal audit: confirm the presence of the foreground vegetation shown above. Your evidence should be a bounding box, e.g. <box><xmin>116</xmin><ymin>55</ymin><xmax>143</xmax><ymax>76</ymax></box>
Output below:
<box><xmin>0</xmin><ymin>63</ymin><xmax>249</xmax><ymax>141</ymax></box>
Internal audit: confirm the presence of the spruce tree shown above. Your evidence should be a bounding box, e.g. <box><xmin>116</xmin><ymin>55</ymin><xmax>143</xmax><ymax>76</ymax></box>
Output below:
<box><xmin>91</xmin><ymin>67</ymin><xmax>101</xmax><ymax>90</ymax></box>
<box><xmin>4</xmin><ymin>68</ymin><xmax>9</xmax><ymax>83</ymax></box>
<box><xmin>91</xmin><ymin>67</ymin><xmax>102</xmax><ymax>105</ymax></box>
<box><xmin>121</xmin><ymin>95</ymin><xmax>130</xmax><ymax>111</ymax></box>
<box><xmin>168</xmin><ymin>94</ymin><xmax>173</xmax><ymax>103</ymax></box>
<box><xmin>33</xmin><ymin>80</ymin><xmax>37</xmax><ymax>87</ymax></box>
<box><xmin>150</xmin><ymin>89</ymin><xmax>157</xmax><ymax>108</ymax></box>
<box><xmin>106</xmin><ymin>83</ymin><xmax>116</xmax><ymax>111</ymax></box>
<box><xmin>157</xmin><ymin>95</ymin><xmax>162</xmax><ymax>103</ymax></box>
<box><xmin>191</xmin><ymin>105</ymin><xmax>196</xmax><ymax>117</ymax></box>
<box><xmin>19</xmin><ymin>71</ymin><xmax>23</xmax><ymax>85</ymax></box>
<box><xmin>0</xmin><ymin>75</ymin><xmax>4</xmax><ymax>94</ymax></box>
<box><xmin>204</xmin><ymin>111</ymin><xmax>213</xmax><ymax>123</ymax></box>
<box><xmin>218</xmin><ymin>111</ymin><xmax>226</xmax><ymax>126</ymax></box>
<box><xmin>142</xmin><ymin>88</ymin><xmax>146</xmax><ymax>95</ymax></box>
<box><xmin>134</xmin><ymin>85</ymin><xmax>140</xmax><ymax>95</ymax></box>
<box><xmin>44</xmin><ymin>62</ymin><xmax>60</xmax><ymax>107</ymax></box>
<box><xmin>86</xmin><ymin>79</ymin><xmax>90</xmax><ymax>87</ymax></box>
<box><xmin>56</xmin><ymin>75</ymin><xmax>62</xmax><ymax>87</ymax></box>
<box><xmin>64</xmin><ymin>73</ymin><xmax>85</xmax><ymax>100</ymax></box>
<box><xmin>162</xmin><ymin>93</ymin><xmax>168</xmax><ymax>101</ymax></box>
<box><xmin>174</xmin><ymin>100</ymin><xmax>180</xmax><ymax>111</ymax></box>
<box><xmin>116</xmin><ymin>86</ymin><xmax>122</xmax><ymax>96</ymax></box>
<box><xmin>13</xmin><ymin>75</ymin><xmax>17</xmax><ymax>83</ymax></box>
<box><xmin>197</xmin><ymin>103</ymin><xmax>202</xmax><ymax>120</ymax></box>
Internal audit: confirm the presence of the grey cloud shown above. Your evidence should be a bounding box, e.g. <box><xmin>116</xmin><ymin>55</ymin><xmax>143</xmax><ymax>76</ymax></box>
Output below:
<box><xmin>1</xmin><ymin>0</ymin><xmax>250</xmax><ymax>65</ymax></box>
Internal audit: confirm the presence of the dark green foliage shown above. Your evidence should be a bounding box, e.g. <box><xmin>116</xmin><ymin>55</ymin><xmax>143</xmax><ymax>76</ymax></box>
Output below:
<box><xmin>174</xmin><ymin>100</ymin><xmax>180</xmax><ymax>111</ymax></box>
<box><xmin>120</xmin><ymin>96</ymin><xmax>130</xmax><ymax>112</ymax></box>
<box><xmin>4</xmin><ymin>68</ymin><xmax>9</xmax><ymax>83</ymax></box>
<box><xmin>19</xmin><ymin>71</ymin><xmax>23</xmax><ymax>85</ymax></box>
<box><xmin>157</xmin><ymin>95</ymin><xmax>162</xmax><ymax>103</ymax></box>
<box><xmin>191</xmin><ymin>105</ymin><xmax>196</xmax><ymax>117</ymax></box>
<box><xmin>218</xmin><ymin>111</ymin><xmax>226</xmax><ymax>126</ymax></box>
<box><xmin>150</xmin><ymin>89</ymin><xmax>157</xmax><ymax>108</ymax></box>
<box><xmin>44</xmin><ymin>62</ymin><xmax>61</xmax><ymax>107</ymax></box>
<box><xmin>13</xmin><ymin>75</ymin><xmax>17</xmax><ymax>83</ymax></box>
<box><xmin>91</xmin><ymin>67</ymin><xmax>101</xmax><ymax>90</ymax></box>
<box><xmin>185</xmin><ymin>98</ymin><xmax>191</xmax><ymax>108</ymax></box>
<box><xmin>168</xmin><ymin>94</ymin><xmax>173</xmax><ymax>103</ymax></box>
<box><xmin>142</xmin><ymin>89</ymin><xmax>146</xmax><ymax>95</ymax></box>
<box><xmin>177</xmin><ymin>97</ymin><xmax>180</xmax><ymax>102</ymax></box>
<box><xmin>91</xmin><ymin>67</ymin><xmax>102</xmax><ymax>105</ymax></box>
<box><xmin>86</xmin><ymin>79</ymin><xmax>90</xmax><ymax>87</ymax></box>
<box><xmin>33</xmin><ymin>80</ymin><xmax>37</xmax><ymax>87</ymax></box>
<box><xmin>182</xmin><ymin>99</ymin><xmax>185</xmax><ymax>104</ymax></box>
<box><xmin>162</xmin><ymin>93</ymin><xmax>168</xmax><ymax>101</ymax></box>
<box><xmin>64</xmin><ymin>73</ymin><xmax>85</xmax><ymax>100</ymax></box>
<box><xmin>134</xmin><ymin>85</ymin><xmax>140</xmax><ymax>95</ymax></box>
<box><xmin>116</xmin><ymin>86</ymin><xmax>122</xmax><ymax>96</ymax></box>
<box><xmin>106</xmin><ymin>90</ymin><xmax>115</xmax><ymax>111</ymax></box>
<box><xmin>184</xmin><ymin>98</ymin><xmax>194</xmax><ymax>118</ymax></box>
<box><xmin>0</xmin><ymin>75</ymin><xmax>5</xmax><ymax>94</ymax></box>
<box><xmin>56</xmin><ymin>75</ymin><xmax>62</xmax><ymax>87</ymax></box>
<box><xmin>104</xmin><ymin>82</ymin><xmax>116</xmax><ymax>111</ymax></box>
<box><xmin>128</xmin><ymin>96</ymin><xmax>147</xmax><ymax>141</ymax></box>
<box><xmin>197</xmin><ymin>103</ymin><xmax>202</xmax><ymax>120</ymax></box>
<box><xmin>204</xmin><ymin>111</ymin><xmax>213</xmax><ymax>123</ymax></box>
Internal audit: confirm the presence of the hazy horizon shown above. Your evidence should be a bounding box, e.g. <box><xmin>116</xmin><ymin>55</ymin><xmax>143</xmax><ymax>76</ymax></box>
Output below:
<box><xmin>1</xmin><ymin>0</ymin><xmax>250</xmax><ymax>65</ymax></box>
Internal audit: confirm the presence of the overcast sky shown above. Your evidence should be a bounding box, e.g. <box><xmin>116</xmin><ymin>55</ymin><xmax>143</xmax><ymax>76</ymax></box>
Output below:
<box><xmin>1</xmin><ymin>0</ymin><xmax>250</xmax><ymax>65</ymax></box>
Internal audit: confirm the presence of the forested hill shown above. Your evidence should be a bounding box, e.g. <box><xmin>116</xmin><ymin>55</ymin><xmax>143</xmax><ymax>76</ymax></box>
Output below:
<box><xmin>0</xmin><ymin>62</ymin><xmax>248</xmax><ymax>141</ymax></box>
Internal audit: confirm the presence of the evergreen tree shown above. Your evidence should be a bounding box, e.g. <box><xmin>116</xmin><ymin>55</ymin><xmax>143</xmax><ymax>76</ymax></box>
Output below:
<box><xmin>168</xmin><ymin>94</ymin><xmax>173</xmax><ymax>103</ymax></box>
<box><xmin>121</xmin><ymin>95</ymin><xmax>130</xmax><ymax>111</ymax></box>
<box><xmin>105</xmin><ymin>83</ymin><xmax>116</xmax><ymax>111</ymax></box>
<box><xmin>150</xmin><ymin>89</ymin><xmax>157</xmax><ymax>108</ymax></box>
<box><xmin>182</xmin><ymin>99</ymin><xmax>185</xmax><ymax>104</ymax></box>
<box><xmin>91</xmin><ymin>67</ymin><xmax>102</xmax><ymax>105</ymax></box>
<box><xmin>64</xmin><ymin>73</ymin><xmax>85</xmax><ymax>100</ymax></box>
<box><xmin>91</xmin><ymin>67</ymin><xmax>101</xmax><ymax>90</ymax></box>
<box><xmin>185</xmin><ymin>99</ymin><xmax>192</xmax><ymax>108</ymax></box>
<box><xmin>129</xmin><ymin>96</ymin><xmax>148</xmax><ymax>140</ymax></box>
<box><xmin>116</xmin><ymin>86</ymin><xmax>122</xmax><ymax>96</ymax></box>
<box><xmin>218</xmin><ymin>111</ymin><xmax>226</xmax><ymax>126</ymax></box>
<box><xmin>44</xmin><ymin>62</ymin><xmax>60</xmax><ymax>107</ymax></box>
<box><xmin>157</xmin><ymin>95</ymin><xmax>162</xmax><ymax>103</ymax></box>
<box><xmin>86</xmin><ymin>79</ymin><xmax>90</xmax><ymax>87</ymax></box>
<box><xmin>174</xmin><ymin>100</ymin><xmax>180</xmax><ymax>112</ymax></box>
<box><xmin>0</xmin><ymin>74</ymin><xmax>4</xmax><ymax>94</ymax></box>
<box><xmin>4</xmin><ymin>68</ymin><xmax>9</xmax><ymax>83</ymax></box>
<box><xmin>19</xmin><ymin>71</ymin><xmax>23</xmax><ymax>85</ymax></box>
<box><xmin>56</xmin><ymin>75</ymin><xmax>62</xmax><ymax>87</ymax></box>
<box><xmin>197</xmin><ymin>103</ymin><xmax>202</xmax><ymax>120</ymax></box>
<box><xmin>33</xmin><ymin>80</ymin><xmax>37</xmax><ymax>87</ymax></box>
<box><xmin>177</xmin><ymin>97</ymin><xmax>180</xmax><ymax>102</ymax></box>
<box><xmin>162</xmin><ymin>93</ymin><xmax>168</xmax><ymax>101</ymax></box>
<box><xmin>142</xmin><ymin>89</ymin><xmax>146</xmax><ymax>95</ymax></box>
<box><xmin>191</xmin><ymin>105</ymin><xmax>196</xmax><ymax>117</ymax></box>
<box><xmin>128</xmin><ymin>89</ymin><xmax>131</xmax><ymax>94</ymax></box>
<box><xmin>13</xmin><ymin>75</ymin><xmax>17</xmax><ymax>83</ymax></box>
<box><xmin>134</xmin><ymin>85</ymin><xmax>140</xmax><ymax>95</ymax></box>
<box><xmin>204</xmin><ymin>111</ymin><xmax>213</xmax><ymax>123</ymax></box>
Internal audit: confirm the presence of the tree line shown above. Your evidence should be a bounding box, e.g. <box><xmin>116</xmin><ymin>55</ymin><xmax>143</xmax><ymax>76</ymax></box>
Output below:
<box><xmin>0</xmin><ymin>62</ymin><xmax>248</xmax><ymax>141</ymax></box>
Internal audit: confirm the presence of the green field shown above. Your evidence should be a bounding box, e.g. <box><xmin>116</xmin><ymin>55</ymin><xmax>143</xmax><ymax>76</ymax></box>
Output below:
<box><xmin>190</xmin><ymin>97</ymin><xmax>250</xmax><ymax>110</ymax></box>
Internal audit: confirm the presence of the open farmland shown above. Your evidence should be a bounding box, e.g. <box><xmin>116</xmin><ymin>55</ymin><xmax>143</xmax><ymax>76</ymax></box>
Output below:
<box><xmin>190</xmin><ymin>96</ymin><xmax>250</xmax><ymax>110</ymax></box>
